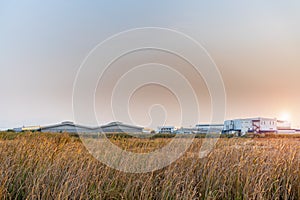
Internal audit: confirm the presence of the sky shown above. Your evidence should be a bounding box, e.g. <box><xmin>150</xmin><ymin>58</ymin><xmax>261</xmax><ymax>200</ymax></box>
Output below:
<box><xmin>0</xmin><ymin>0</ymin><xmax>300</xmax><ymax>129</ymax></box>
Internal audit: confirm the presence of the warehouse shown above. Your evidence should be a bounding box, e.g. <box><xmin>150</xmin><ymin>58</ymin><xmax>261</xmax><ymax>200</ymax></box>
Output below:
<box><xmin>17</xmin><ymin>121</ymin><xmax>144</xmax><ymax>134</ymax></box>
<box><xmin>40</xmin><ymin>121</ymin><xmax>94</xmax><ymax>133</ymax></box>
<box><xmin>195</xmin><ymin>124</ymin><xmax>224</xmax><ymax>133</ymax></box>
<box><xmin>99</xmin><ymin>121</ymin><xmax>143</xmax><ymax>133</ymax></box>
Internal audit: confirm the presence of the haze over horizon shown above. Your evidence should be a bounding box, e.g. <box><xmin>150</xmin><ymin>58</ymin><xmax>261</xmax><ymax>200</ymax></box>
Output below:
<box><xmin>1</xmin><ymin>1</ymin><xmax>300</xmax><ymax>129</ymax></box>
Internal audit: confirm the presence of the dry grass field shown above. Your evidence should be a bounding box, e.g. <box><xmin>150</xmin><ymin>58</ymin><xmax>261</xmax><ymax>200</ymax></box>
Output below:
<box><xmin>0</xmin><ymin>132</ymin><xmax>299</xmax><ymax>199</ymax></box>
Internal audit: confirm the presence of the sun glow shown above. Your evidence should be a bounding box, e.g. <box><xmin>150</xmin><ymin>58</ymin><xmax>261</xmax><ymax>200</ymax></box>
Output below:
<box><xmin>280</xmin><ymin>112</ymin><xmax>291</xmax><ymax>121</ymax></box>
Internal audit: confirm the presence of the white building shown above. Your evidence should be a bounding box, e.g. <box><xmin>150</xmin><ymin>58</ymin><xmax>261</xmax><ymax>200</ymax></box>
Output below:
<box><xmin>276</xmin><ymin>120</ymin><xmax>295</xmax><ymax>133</ymax></box>
<box><xmin>223</xmin><ymin>118</ymin><xmax>278</xmax><ymax>135</ymax></box>
<box><xmin>277</xmin><ymin>120</ymin><xmax>291</xmax><ymax>130</ymax></box>
<box><xmin>157</xmin><ymin>126</ymin><xmax>176</xmax><ymax>133</ymax></box>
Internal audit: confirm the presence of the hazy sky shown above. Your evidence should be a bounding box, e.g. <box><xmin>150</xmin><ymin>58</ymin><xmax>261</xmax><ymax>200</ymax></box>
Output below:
<box><xmin>1</xmin><ymin>1</ymin><xmax>300</xmax><ymax>129</ymax></box>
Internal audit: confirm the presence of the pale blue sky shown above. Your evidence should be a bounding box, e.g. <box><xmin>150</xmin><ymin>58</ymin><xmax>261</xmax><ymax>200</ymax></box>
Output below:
<box><xmin>1</xmin><ymin>1</ymin><xmax>300</xmax><ymax>129</ymax></box>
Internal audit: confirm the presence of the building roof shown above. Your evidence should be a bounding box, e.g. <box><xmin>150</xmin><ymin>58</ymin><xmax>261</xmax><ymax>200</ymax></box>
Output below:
<box><xmin>100</xmin><ymin>121</ymin><xmax>143</xmax><ymax>129</ymax></box>
<box><xmin>40</xmin><ymin>121</ymin><xmax>94</xmax><ymax>130</ymax></box>
<box><xmin>226</xmin><ymin>117</ymin><xmax>277</xmax><ymax>121</ymax></box>
<box><xmin>61</xmin><ymin>121</ymin><xmax>74</xmax><ymax>125</ymax></box>
<box><xmin>196</xmin><ymin>124</ymin><xmax>224</xmax><ymax>127</ymax></box>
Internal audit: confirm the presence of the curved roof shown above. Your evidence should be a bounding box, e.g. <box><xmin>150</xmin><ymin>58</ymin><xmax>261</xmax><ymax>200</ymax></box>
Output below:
<box><xmin>100</xmin><ymin>121</ymin><xmax>143</xmax><ymax>129</ymax></box>
<box><xmin>41</xmin><ymin>121</ymin><xmax>94</xmax><ymax>130</ymax></box>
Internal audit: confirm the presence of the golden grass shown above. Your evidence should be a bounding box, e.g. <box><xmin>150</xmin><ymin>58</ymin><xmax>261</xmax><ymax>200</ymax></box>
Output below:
<box><xmin>0</xmin><ymin>132</ymin><xmax>299</xmax><ymax>199</ymax></box>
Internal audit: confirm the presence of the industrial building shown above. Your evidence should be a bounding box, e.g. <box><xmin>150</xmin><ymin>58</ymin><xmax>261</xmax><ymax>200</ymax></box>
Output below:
<box><xmin>13</xmin><ymin>121</ymin><xmax>144</xmax><ymax>134</ymax></box>
<box><xmin>175</xmin><ymin>127</ymin><xmax>193</xmax><ymax>134</ymax></box>
<box><xmin>157</xmin><ymin>124</ymin><xmax>224</xmax><ymax>134</ymax></box>
<box><xmin>195</xmin><ymin>124</ymin><xmax>224</xmax><ymax>133</ymax></box>
<box><xmin>98</xmin><ymin>121</ymin><xmax>143</xmax><ymax>133</ymax></box>
<box><xmin>157</xmin><ymin>126</ymin><xmax>176</xmax><ymax>133</ymax></box>
<box><xmin>223</xmin><ymin>118</ymin><xmax>292</xmax><ymax>135</ymax></box>
<box><xmin>40</xmin><ymin>121</ymin><xmax>94</xmax><ymax>133</ymax></box>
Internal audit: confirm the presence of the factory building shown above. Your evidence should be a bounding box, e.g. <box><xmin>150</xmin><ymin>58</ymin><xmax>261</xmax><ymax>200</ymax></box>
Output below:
<box><xmin>223</xmin><ymin>118</ymin><xmax>291</xmax><ymax>135</ymax></box>
<box><xmin>98</xmin><ymin>121</ymin><xmax>143</xmax><ymax>133</ymax></box>
<box><xmin>38</xmin><ymin>121</ymin><xmax>143</xmax><ymax>134</ymax></box>
<box><xmin>40</xmin><ymin>121</ymin><xmax>94</xmax><ymax>133</ymax></box>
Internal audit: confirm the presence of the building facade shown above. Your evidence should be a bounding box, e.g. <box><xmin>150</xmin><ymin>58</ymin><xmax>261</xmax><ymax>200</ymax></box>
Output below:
<box><xmin>223</xmin><ymin>118</ymin><xmax>281</xmax><ymax>135</ymax></box>
<box><xmin>99</xmin><ymin>122</ymin><xmax>143</xmax><ymax>133</ymax></box>
<box><xmin>157</xmin><ymin>126</ymin><xmax>176</xmax><ymax>133</ymax></box>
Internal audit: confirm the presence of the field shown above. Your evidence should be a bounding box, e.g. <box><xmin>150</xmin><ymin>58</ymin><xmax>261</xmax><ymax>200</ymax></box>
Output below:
<box><xmin>0</xmin><ymin>132</ymin><xmax>299</xmax><ymax>199</ymax></box>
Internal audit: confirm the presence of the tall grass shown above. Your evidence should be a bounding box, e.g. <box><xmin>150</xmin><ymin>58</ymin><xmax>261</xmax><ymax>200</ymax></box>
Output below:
<box><xmin>0</xmin><ymin>132</ymin><xmax>299</xmax><ymax>199</ymax></box>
